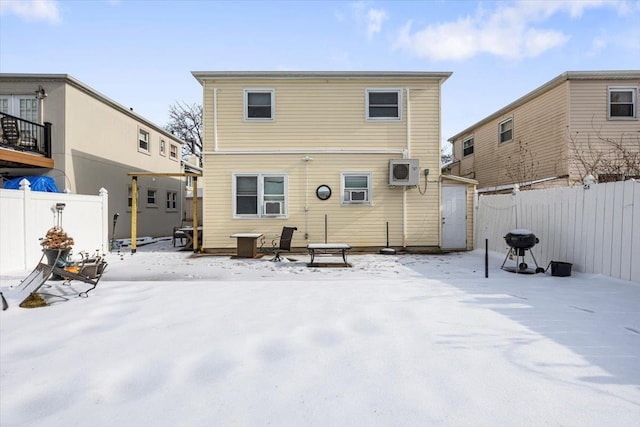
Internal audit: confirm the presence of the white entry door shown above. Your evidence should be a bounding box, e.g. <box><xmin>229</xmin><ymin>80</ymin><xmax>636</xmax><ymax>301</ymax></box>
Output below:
<box><xmin>441</xmin><ymin>185</ymin><xmax>467</xmax><ymax>249</ymax></box>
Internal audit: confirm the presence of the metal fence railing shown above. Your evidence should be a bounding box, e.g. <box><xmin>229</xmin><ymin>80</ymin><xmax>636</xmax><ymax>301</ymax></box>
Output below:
<box><xmin>0</xmin><ymin>112</ymin><xmax>51</xmax><ymax>158</ymax></box>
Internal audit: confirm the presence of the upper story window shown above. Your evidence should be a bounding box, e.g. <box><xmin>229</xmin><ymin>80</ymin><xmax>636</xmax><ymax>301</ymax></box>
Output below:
<box><xmin>499</xmin><ymin>118</ymin><xmax>513</xmax><ymax>144</ymax></box>
<box><xmin>366</xmin><ymin>89</ymin><xmax>402</xmax><ymax>121</ymax></box>
<box><xmin>341</xmin><ymin>173</ymin><xmax>372</xmax><ymax>205</ymax></box>
<box><xmin>244</xmin><ymin>89</ymin><xmax>275</xmax><ymax>121</ymax></box>
<box><xmin>169</xmin><ymin>143</ymin><xmax>179</xmax><ymax>160</ymax></box>
<box><xmin>138</xmin><ymin>128</ymin><xmax>150</xmax><ymax>153</ymax></box>
<box><xmin>159</xmin><ymin>138</ymin><xmax>166</xmax><ymax>156</ymax></box>
<box><xmin>0</xmin><ymin>95</ymin><xmax>39</xmax><ymax>122</ymax></box>
<box><xmin>462</xmin><ymin>137</ymin><xmax>474</xmax><ymax>157</ymax></box>
<box><xmin>234</xmin><ymin>173</ymin><xmax>287</xmax><ymax>218</ymax></box>
<box><xmin>608</xmin><ymin>87</ymin><xmax>637</xmax><ymax>119</ymax></box>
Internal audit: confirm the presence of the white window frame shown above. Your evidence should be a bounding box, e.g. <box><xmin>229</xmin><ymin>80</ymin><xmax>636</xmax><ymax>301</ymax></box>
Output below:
<box><xmin>244</xmin><ymin>88</ymin><xmax>276</xmax><ymax>122</ymax></box>
<box><xmin>0</xmin><ymin>95</ymin><xmax>39</xmax><ymax>122</ymax></box>
<box><xmin>499</xmin><ymin>118</ymin><xmax>513</xmax><ymax>144</ymax></box>
<box><xmin>232</xmin><ymin>173</ymin><xmax>288</xmax><ymax>219</ymax></box>
<box><xmin>127</xmin><ymin>185</ymin><xmax>140</xmax><ymax>212</ymax></box>
<box><xmin>159</xmin><ymin>138</ymin><xmax>167</xmax><ymax>156</ymax></box>
<box><xmin>166</xmin><ymin>190</ymin><xmax>177</xmax><ymax>211</ymax></box>
<box><xmin>365</xmin><ymin>88</ymin><xmax>402</xmax><ymax>121</ymax></box>
<box><xmin>147</xmin><ymin>189</ymin><xmax>158</xmax><ymax>207</ymax></box>
<box><xmin>138</xmin><ymin>128</ymin><xmax>150</xmax><ymax>153</ymax></box>
<box><xmin>169</xmin><ymin>143</ymin><xmax>179</xmax><ymax>160</ymax></box>
<box><xmin>462</xmin><ymin>136</ymin><xmax>474</xmax><ymax>157</ymax></box>
<box><xmin>341</xmin><ymin>172</ymin><xmax>372</xmax><ymax>205</ymax></box>
<box><xmin>608</xmin><ymin>86</ymin><xmax>637</xmax><ymax>120</ymax></box>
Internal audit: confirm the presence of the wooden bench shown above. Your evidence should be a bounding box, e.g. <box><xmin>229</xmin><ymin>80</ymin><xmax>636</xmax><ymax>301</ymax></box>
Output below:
<box><xmin>307</xmin><ymin>243</ymin><xmax>351</xmax><ymax>264</ymax></box>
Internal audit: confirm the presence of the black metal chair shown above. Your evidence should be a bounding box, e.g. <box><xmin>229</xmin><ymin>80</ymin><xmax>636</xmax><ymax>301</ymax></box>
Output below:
<box><xmin>172</xmin><ymin>226</ymin><xmax>187</xmax><ymax>247</ymax></box>
<box><xmin>1</xmin><ymin>116</ymin><xmax>21</xmax><ymax>146</ymax></box>
<box><xmin>264</xmin><ymin>226</ymin><xmax>297</xmax><ymax>261</ymax></box>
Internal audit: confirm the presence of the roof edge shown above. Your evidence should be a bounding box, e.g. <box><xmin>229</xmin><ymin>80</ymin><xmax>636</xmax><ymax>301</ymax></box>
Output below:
<box><xmin>191</xmin><ymin>70</ymin><xmax>452</xmax><ymax>85</ymax></box>
<box><xmin>447</xmin><ymin>70</ymin><xmax>640</xmax><ymax>142</ymax></box>
<box><xmin>0</xmin><ymin>73</ymin><xmax>184</xmax><ymax>144</ymax></box>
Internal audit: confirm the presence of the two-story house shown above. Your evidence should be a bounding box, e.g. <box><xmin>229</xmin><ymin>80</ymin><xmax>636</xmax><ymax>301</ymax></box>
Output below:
<box><xmin>192</xmin><ymin>71</ymin><xmax>476</xmax><ymax>252</ymax></box>
<box><xmin>446</xmin><ymin>71</ymin><xmax>640</xmax><ymax>192</ymax></box>
<box><xmin>0</xmin><ymin>73</ymin><xmax>186</xmax><ymax>238</ymax></box>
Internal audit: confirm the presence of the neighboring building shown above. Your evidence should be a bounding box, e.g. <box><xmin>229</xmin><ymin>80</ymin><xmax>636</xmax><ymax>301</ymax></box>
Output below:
<box><xmin>181</xmin><ymin>154</ymin><xmax>203</xmax><ymax>226</ymax></box>
<box><xmin>446</xmin><ymin>71</ymin><xmax>640</xmax><ymax>192</ymax></box>
<box><xmin>192</xmin><ymin>71</ymin><xmax>476</xmax><ymax>251</ymax></box>
<box><xmin>0</xmin><ymin>73</ymin><xmax>184</xmax><ymax>237</ymax></box>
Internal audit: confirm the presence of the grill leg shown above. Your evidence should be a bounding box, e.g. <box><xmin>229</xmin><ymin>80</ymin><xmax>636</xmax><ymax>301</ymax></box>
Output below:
<box><xmin>501</xmin><ymin>249</ymin><xmax>512</xmax><ymax>269</ymax></box>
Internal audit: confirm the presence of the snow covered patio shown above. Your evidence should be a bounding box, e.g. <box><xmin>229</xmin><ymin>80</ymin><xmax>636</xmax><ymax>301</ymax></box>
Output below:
<box><xmin>1</xmin><ymin>241</ymin><xmax>639</xmax><ymax>426</ymax></box>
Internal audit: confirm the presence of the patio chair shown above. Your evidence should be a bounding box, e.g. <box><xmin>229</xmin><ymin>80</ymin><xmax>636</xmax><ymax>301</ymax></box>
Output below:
<box><xmin>173</xmin><ymin>226</ymin><xmax>187</xmax><ymax>247</ymax></box>
<box><xmin>263</xmin><ymin>226</ymin><xmax>297</xmax><ymax>261</ymax></box>
<box><xmin>1</xmin><ymin>115</ymin><xmax>20</xmax><ymax>146</ymax></box>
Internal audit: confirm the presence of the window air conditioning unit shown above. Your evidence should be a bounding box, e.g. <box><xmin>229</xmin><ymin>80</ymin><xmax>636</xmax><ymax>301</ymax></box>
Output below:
<box><xmin>347</xmin><ymin>190</ymin><xmax>368</xmax><ymax>202</ymax></box>
<box><xmin>389</xmin><ymin>159</ymin><xmax>420</xmax><ymax>185</ymax></box>
<box><xmin>264</xmin><ymin>201</ymin><xmax>283</xmax><ymax>215</ymax></box>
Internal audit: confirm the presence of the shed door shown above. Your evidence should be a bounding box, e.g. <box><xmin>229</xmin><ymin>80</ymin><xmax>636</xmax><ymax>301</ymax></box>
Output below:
<box><xmin>441</xmin><ymin>185</ymin><xmax>467</xmax><ymax>249</ymax></box>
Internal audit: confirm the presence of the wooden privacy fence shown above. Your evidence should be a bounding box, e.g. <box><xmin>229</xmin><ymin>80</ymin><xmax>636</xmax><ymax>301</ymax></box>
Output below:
<box><xmin>476</xmin><ymin>180</ymin><xmax>640</xmax><ymax>283</ymax></box>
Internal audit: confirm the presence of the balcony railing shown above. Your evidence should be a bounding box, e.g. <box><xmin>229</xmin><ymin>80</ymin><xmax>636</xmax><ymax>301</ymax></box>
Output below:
<box><xmin>0</xmin><ymin>112</ymin><xmax>51</xmax><ymax>158</ymax></box>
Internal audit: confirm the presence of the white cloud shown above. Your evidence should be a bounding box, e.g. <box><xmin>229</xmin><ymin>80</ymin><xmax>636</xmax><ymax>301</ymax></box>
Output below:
<box><xmin>392</xmin><ymin>1</ymin><xmax>625</xmax><ymax>61</ymax></box>
<box><xmin>0</xmin><ymin>0</ymin><xmax>61</xmax><ymax>24</ymax></box>
<box><xmin>349</xmin><ymin>1</ymin><xmax>388</xmax><ymax>40</ymax></box>
<box><xmin>366</xmin><ymin>8</ymin><xmax>388</xmax><ymax>39</ymax></box>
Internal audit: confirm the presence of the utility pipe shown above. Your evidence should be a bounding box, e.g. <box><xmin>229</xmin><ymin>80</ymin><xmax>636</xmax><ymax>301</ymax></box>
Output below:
<box><xmin>402</xmin><ymin>88</ymin><xmax>411</xmax><ymax>247</ymax></box>
<box><xmin>131</xmin><ymin>176</ymin><xmax>138</xmax><ymax>253</ymax></box>
<box><xmin>213</xmin><ymin>87</ymin><xmax>218</xmax><ymax>152</ymax></box>
<box><xmin>202</xmin><ymin>149</ymin><xmax>406</xmax><ymax>155</ymax></box>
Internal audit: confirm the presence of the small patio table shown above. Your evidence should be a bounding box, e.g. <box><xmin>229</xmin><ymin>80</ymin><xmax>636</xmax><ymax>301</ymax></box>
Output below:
<box><xmin>230</xmin><ymin>233</ymin><xmax>264</xmax><ymax>258</ymax></box>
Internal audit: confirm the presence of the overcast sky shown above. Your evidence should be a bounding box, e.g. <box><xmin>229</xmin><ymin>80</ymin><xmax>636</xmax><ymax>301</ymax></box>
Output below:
<box><xmin>1</xmin><ymin>0</ymin><xmax>639</xmax><ymax>149</ymax></box>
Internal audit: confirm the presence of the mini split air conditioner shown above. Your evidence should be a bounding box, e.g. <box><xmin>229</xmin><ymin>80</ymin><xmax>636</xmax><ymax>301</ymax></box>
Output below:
<box><xmin>389</xmin><ymin>159</ymin><xmax>420</xmax><ymax>186</ymax></box>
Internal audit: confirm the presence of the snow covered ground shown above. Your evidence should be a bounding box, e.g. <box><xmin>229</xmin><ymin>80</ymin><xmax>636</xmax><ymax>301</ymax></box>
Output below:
<box><xmin>1</xmin><ymin>241</ymin><xmax>639</xmax><ymax>426</ymax></box>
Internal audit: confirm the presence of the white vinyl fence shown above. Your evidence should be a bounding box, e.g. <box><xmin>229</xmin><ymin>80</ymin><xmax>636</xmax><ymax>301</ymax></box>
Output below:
<box><xmin>476</xmin><ymin>180</ymin><xmax>640</xmax><ymax>283</ymax></box>
<box><xmin>0</xmin><ymin>181</ymin><xmax>108</xmax><ymax>274</ymax></box>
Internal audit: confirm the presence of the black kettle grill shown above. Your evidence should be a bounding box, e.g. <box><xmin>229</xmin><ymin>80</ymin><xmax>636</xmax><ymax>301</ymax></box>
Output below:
<box><xmin>501</xmin><ymin>229</ymin><xmax>545</xmax><ymax>274</ymax></box>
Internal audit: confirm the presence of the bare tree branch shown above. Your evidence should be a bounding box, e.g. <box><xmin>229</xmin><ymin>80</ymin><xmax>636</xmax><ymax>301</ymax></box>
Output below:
<box><xmin>567</xmin><ymin>117</ymin><xmax>640</xmax><ymax>183</ymax></box>
<box><xmin>165</xmin><ymin>102</ymin><xmax>203</xmax><ymax>163</ymax></box>
<box><xmin>502</xmin><ymin>139</ymin><xmax>539</xmax><ymax>188</ymax></box>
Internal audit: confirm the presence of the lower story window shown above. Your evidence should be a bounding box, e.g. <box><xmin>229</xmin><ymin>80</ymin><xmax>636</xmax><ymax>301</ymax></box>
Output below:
<box><xmin>147</xmin><ymin>189</ymin><xmax>157</xmax><ymax>206</ymax></box>
<box><xmin>166</xmin><ymin>191</ymin><xmax>177</xmax><ymax>210</ymax></box>
<box><xmin>234</xmin><ymin>173</ymin><xmax>287</xmax><ymax>218</ymax></box>
<box><xmin>342</xmin><ymin>173</ymin><xmax>372</xmax><ymax>205</ymax></box>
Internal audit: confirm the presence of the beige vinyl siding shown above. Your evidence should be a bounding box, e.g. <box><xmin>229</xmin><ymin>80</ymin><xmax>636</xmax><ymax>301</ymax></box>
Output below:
<box><xmin>568</xmin><ymin>79</ymin><xmax>640</xmax><ymax>183</ymax></box>
<box><xmin>405</xmin><ymin>86</ymin><xmax>442</xmax><ymax>247</ymax></box>
<box><xmin>466</xmin><ymin>185</ymin><xmax>474</xmax><ymax>250</ymax></box>
<box><xmin>200</xmin><ymin>74</ymin><xmax>446</xmax><ymax>250</ymax></box>
<box><xmin>202</xmin><ymin>79</ymin><xmax>451</xmax><ymax>152</ymax></box>
<box><xmin>202</xmin><ymin>153</ymin><xmax>414</xmax><ymax>249</ymax></box>
<box><xmin>461</xmin><ymin>82</ymin><xmax>569</xmax><ymax>189</ymax></box>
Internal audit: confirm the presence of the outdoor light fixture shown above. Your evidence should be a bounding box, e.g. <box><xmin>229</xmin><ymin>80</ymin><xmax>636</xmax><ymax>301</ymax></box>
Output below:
<box><xmin>584</xmin><ymin>174</ymin><xmax>595</xmax><ymax>190</ymax></box>
<box><xmin>35</xmin><ymin>86</ymin><xmax>47</xmax><ymax>99</ymax></box>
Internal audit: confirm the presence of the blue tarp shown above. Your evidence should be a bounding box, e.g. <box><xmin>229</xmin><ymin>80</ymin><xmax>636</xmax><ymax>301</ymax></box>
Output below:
<box><xmin>3</xmin><ymin>176</ymin><xmax>60</xmax><ymax>192</ymax></box>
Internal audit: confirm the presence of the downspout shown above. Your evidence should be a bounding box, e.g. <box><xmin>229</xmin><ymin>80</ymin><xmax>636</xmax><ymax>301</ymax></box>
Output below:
<box><xmin>131</xmin><ymin>176</ymin><xmax>138</xmax><ymax>254</ymax></box>
<box><xmin>302</xmin><ymin>156</ymin><xmax>313</xmax><ymax>240</ymax></box>
<box><xmin>403</xmin><ymin>88</ymin><xmax>411</xmax><ymax>247</ymax></box>
<box><xmin>213</xmin><ymin>87</ymin><xmax>218</xmax><ymax>152</ymax></box>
